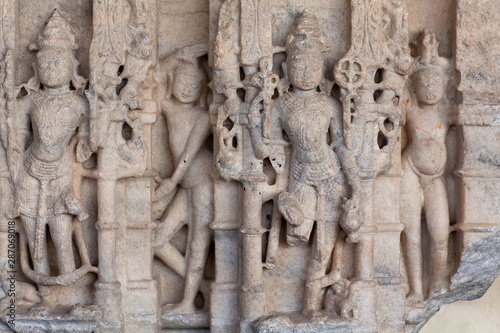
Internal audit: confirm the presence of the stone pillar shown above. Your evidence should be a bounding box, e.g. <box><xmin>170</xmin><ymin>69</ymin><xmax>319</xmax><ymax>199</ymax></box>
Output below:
<box><xmin>455</xmin><ymin>0</ymin><xmax>500</xmax><ymax>249</ymax></box>
<box><xmin>353</xmin><ymin>178</ymin><xmax>377</xmax><ymax>331</ymax></box>
<box><xmin>210</xmin><ymin>178</ymin><xmax>240</xmax><ymax>332</ymax></box>
<box><xmin>116</xmin><ymin>99</ymin><xmax>158</xmax><ymax>332</ymax></box>
<box><xmin>121</xmin><ymin>178</ymin><xmax>159</xmax><ymax>333</ymax></box>
<box><xmin>240</xmin><ymin>180</ymin><xmax>266</xmax><ymax>332</ymax></box>
<box><xmin>373</xmin><ymin>141</ymin><xmax>405</xmax><ymax>332</ymax></box>
<box><xmin>94</xmin><ymin>176</ymin><xmax>122</xmax><ymax>333</ymax></box>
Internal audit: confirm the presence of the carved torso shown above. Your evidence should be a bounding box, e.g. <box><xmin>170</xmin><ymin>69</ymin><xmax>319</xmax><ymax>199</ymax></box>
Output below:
<box><xmin>165</xmin><ymin>103</ymin><xmax>212</xmax><ymax>188</ymax></box>
<box><xmin>28</xmin><ymin>91</ymin><xmax>85</xmax><ymax>163</ymax></box>
<box><xmin>277</xmin><ymin>91</ymin><xmax>335</xmax><ymax>165</ymax></box>
<box><xmin>405</xmin><ymin>104</ymin><xmax>449</xmax><ymax>175</ymax></box>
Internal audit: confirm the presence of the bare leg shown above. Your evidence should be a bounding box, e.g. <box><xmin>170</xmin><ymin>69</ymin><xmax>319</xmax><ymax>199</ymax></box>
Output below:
<box><xmin>20</xmin><ymin>215</ymin><xmax>53</xmax><ymax>314</ymax></box>
<box><xmin>50</xmin><ymin>214</ymin><xmax>75</xmax><ymax>275</ymax></box>
<box><xmin>424</xmin><ymin>176</ymin><xmax>450</xmax><ymax>296</ymax></box>
<box><xmin>155</xmin><ymin>243</ymin><xmax>187</xmax><ymax>277</ymax></box>
<box><xmin>20</xmin><ymin>215</ymin><xmax>50</xmax><ymax>276</ymax></box>
<box><xmin>154</xmin><ymin>189</ymin><xmax>189</xmax><ymax>276</ymax></box>
<box><xmin>330</xmin><ymin>230</ymin><xmax>346</xmax><ymax>281</ymax></box>
<box><xmin>171</xmin><ymin>182</ymin><xmax>213</xmax><ymax>313</ymax></box>
<box><xmin>303</xmin><ymin>220</ymin><xmax>339</xmax><ymax>317</ymax></box>
<box><xmin>400</xmin><ymin>161</ymin><xmax>424</xmax><ymax>306</ymax></box>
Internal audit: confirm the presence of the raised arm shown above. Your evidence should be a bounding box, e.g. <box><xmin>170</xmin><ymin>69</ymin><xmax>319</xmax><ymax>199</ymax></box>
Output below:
<box><xmin>163</xmin><ymin>44</ymin><xmax>208</xmax><ymax>72</ymax></box>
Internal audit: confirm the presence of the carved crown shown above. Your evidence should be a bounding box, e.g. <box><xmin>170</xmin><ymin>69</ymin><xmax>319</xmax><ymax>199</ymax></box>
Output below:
<box><xmin>286</xmin><ymin>11</ymin><xmax>327</xmax><ymax>56</ymax></box>
<box><xmin>31</xmin><ymin>9</ymin><xmax>78</xmax><ymax>51</ymax></box>
<box><xmin>412</xmin><ymin>30</ymin><xmax>447</xmax><ymax>74</ymax></box>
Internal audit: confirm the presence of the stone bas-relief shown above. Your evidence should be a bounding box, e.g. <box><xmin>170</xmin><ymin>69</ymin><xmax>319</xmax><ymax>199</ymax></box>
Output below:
<box><xmin>13</xmin><ymin>7</ymin><xmax>96</xmax><ymax>307</ymax></box>
<box><xmin>401</xmin><ymin>31</ymin><xmax>454</xmax><ymax>308</ymax></box>
<box><xmin>152</xmin><ymin>44</ymin><xmax>213</xmax><ymax>317</ymax></box>
<box><xmin>0</xmin><ymin>0</ymin><xmax>498</xmax><ymax>332</ymax></box>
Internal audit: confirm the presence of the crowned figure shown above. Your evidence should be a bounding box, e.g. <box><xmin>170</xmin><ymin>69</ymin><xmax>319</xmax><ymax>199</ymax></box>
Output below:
<box><xmin>12</xmin><ymin>9</ymin><xmax>92</xmax><ymax>312</ymax></box>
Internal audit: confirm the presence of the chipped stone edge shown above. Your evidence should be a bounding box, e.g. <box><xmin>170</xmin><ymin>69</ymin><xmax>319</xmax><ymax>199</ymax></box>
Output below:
<box><xmin>413</xmin><ymin>226</ymin><xmax>500</xmax><ymax>332</ymax></box>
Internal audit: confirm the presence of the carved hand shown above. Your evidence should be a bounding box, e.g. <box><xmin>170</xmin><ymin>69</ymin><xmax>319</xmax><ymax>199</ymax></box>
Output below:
<box><xmin>340</xmin><ymin>196</ymin><xmax>362</xmax><ymax>240</ymax></box>
<box><xmin>153</xmin><ymin>178</ymin><xmax>177</xmax><ymax>202</ymax></box>
<box><xmin>178</xmin><ymin>44</ymin><xmax>208</xmax><ymax>64</ymax></box>
<box><xmin>77</xmin><ymin>211</ymin><xmax>89</xmax><ymax>222</ymax></box>
<box><xmin>76</xmin><ymin>139</ymin><xmax>93</xmax><ymax>163</ymax></box>
<box><xmin>63</xmin><ymin>192</ymin><xmax>88</xmax><ymax>222</ymax></box>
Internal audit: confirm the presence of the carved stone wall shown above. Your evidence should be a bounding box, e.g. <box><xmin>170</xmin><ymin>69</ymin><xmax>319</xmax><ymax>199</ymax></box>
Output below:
<box><xmin>0</xmin><ymin>0</ymin><xmax>498</xmax><ymax>332</ymax></box>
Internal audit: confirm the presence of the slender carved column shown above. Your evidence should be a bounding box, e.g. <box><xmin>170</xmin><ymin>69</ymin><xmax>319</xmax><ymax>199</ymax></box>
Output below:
<box><xmin>94</xmin><ymin>139</ymin><xmax>122</xmax><ymax>332</ymax></box>
<box><xmin>240</xmin><ymin>180</ymin><xmax>266</xmax><ymax>332</ymax></box>
<box><xmin>89</xmin><ymin>0</ymin><xmax>155</xmax><ymax>330</ymax></box>
<box><xmin>121</xmin><ymin>103</ymin><xmax>159</xmax><ymax>333</ymax></box>
<box><xmin>208</xmin><ymin>1</ymin><xmax>243</xmax><ymax>330</ymax></box>
<box><xmin>334</xmin><ymin>1</ymin><xmax>411</xmax><ymax>330</ymax></box>
<box><xmin>239</xmin><ymin>1</ymin><xmax>273</xmax><ymax>330</ymax></box>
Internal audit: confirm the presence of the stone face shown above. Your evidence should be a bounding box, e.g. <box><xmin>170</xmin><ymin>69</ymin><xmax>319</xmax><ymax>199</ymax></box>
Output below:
<box><xmin>0</xmin><ymin>0</ymin><xmax>498</xmax><ymax>332</ymax></box>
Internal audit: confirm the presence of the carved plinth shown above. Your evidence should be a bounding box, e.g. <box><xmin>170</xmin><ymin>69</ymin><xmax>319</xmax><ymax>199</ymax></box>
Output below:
<box><xmin>3</xmin><ymin>306</ymin><xmax>101</xmax><ymax>333</ymax></box>
<box><xmin>94</xmin><ymin>282</ymin><xmax>122</xmax><ymax>333</ymax></box>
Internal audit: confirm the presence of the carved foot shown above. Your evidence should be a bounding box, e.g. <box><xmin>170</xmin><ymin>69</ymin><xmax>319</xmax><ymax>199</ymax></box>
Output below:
<box><xmin>29</xmin><ymin>303</ymin><xmax>50</xmax><ymax>316</ymax></box>
<box><xmin>302</xmin><ymin>309</ymin><xmax>329</xmax><ymax>321</ymax></box>
<box><xmin>163</xmin><ymin>301</ymin><xmax>196</xmax><ymax>315</ymax></box>
<box><xmin>428</xmin><ymin>286</ymin><xmax>447</xmax><ymax>298</ymax></box>
<box><xmin>405</xmin><ymin>292</ymin><xmax>424</xmax><ymax>308</ymax></box>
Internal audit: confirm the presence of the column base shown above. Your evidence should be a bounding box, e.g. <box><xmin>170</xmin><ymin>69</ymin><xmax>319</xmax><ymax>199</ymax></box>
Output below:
<box><xmin>94</xmin><ymin>281</ymin><xmax>122</xmax><ymax>333</ymax></box>
<box><xmin>210</xmin><ymin>282</ymin><xmax>239</xmax><ymax>332</ymax></box>
<box><xmin>124</xmin><ymin>280</ymin><xmax>159</xmax><ymax>333</ymax></box>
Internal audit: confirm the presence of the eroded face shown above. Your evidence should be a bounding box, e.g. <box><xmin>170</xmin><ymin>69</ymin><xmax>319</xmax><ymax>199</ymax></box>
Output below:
<box><xmin>37</xmin><ymin>48</ymin><xmax>74</xmax><ymax>89</ymax></box>
<box><xmin>287</xmin><ymin>53</ymin><xmax>323</xmax><ymax>91</ymax></box>
<box><xmin>172</xmin><ymin>65</ymin><xmax>205</xmax><ymax>104</ymax></box>
<box><xmin>414</xmin><ymin>68</ymin><xmax>445</xmax><ymax>105</ymax></box>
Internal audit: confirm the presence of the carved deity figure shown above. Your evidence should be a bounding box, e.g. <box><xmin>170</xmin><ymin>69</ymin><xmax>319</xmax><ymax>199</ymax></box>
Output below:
<box><xmin>267</xmin><ymin>14</ymin><xmax>361</xmax><ymax>318</ymax></box>
<box><xmin>12</xmin><ymin>10</ymin><xmax>92</xmax><ymax>310</ymax></box>
<box><xmin>153</xmin><ymin>45</ymin><xmax>213</xmax><ymax>314</ymax></box>
<box><xmin>401</xmin><ymin>31</ymin><xmax>451</xmax><ymax>306</ymax></box>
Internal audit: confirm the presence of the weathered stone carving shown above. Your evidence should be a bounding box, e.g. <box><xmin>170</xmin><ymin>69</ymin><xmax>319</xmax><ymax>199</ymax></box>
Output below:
<box><xmin>401</xmin><ymin>31</ymin><xmax>454</xmax><ymax>307</ymax></box>
<box><xmin>153</xmin><ymin>44</ymin><xmax>213</xmax><ymax>316</ymax></box>
<box><xmin>11</xmin><ymin>8</ymin><xmax>95</xmax><ymax>308</ymax></box>
<box><xmin>247</xmin><ymin>12</ymin><xmax>362</xmax><ymax>319</ymax></box>
<box><xmin>0</xmin><ymin>0</ymin><xmax>498</xmax><ymax>332</ymax></box>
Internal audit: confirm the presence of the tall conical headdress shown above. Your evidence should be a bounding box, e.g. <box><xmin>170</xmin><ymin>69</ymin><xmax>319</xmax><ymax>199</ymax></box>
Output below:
<box><xmin>411</xmin><ymin>30</ymin><xmax>447</xmax><ymax>74</ymax></box>
<box><xmin>286</xmin><ymin>11</ymin><xmax>326</xmax><ymax>56</ymax></box>
<box><xmin>30</xmin><ymin>9</ymin><xmax>78</xmax><ymax>51</ymax></box>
